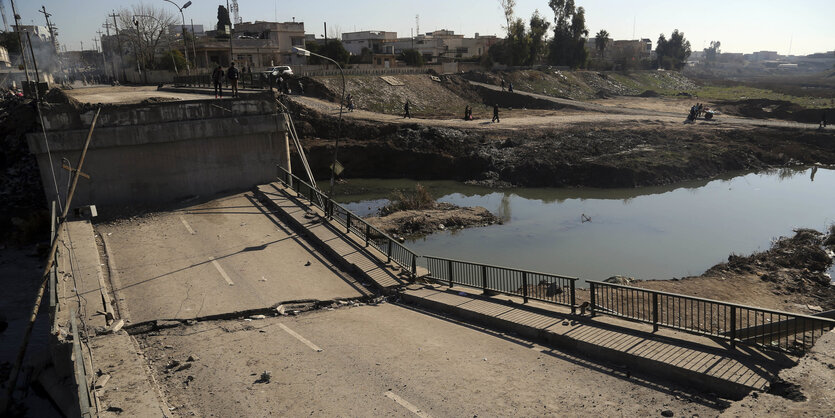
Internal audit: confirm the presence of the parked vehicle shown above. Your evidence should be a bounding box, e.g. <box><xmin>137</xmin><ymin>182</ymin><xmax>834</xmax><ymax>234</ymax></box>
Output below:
<box><xmin>262</xmin><ymin>66</ymin><xmax>293</xmax><ymax>77</ymax></box>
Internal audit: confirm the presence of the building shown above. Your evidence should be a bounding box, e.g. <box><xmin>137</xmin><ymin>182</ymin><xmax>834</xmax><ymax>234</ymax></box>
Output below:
<box><xmin>13</xmin><ymin>25</ymin><xmax>52</xmax><ymax>42</ymax></box>
<box><xmin>341</xmin><ymin>31</ymin><xmax>397</xmax><ymax>55</ymax></box>
<box><xmin>751</xmin><ymin>51</ymin><xmax>779</xmax><ymax>61</ymax></box>
<box><xmin>0</xmin><ymin>46</ymin><xmax>10</xmax><ymax>68</ymax></box>
<box><xmin>194</xmin><ymin>21</ymin><xmax>306</xmax><ymax>68</ymax></box>
<box><xmin>389</xmin><ymin>30</ymin><xmax>497</xmax><ymax>63</ymax></box>
<box><xmin>169</xmin><ymin>24</ymin><xmax>205</xmax><ymax>37</ymax></box>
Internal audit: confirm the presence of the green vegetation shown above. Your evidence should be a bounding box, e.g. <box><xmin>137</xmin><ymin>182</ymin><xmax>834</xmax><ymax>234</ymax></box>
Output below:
<box><xmin>690</xmin><ymin>85</ymin><xmax>834</xmax><ymax>108</ymax></box>
<box><xmin>399</xmin><ymin>49</ymin><xmax>424</xmax><ymax>67</ymax></box>
<box><xmin>655</xmin><ymin>30</ymin><xmax>691</xmax><ymax>70</ymax></box>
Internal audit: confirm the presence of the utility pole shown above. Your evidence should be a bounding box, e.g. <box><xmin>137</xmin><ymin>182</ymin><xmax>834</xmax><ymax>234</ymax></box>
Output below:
<box><xmin>226</xmin><ymin>0</ymin><xmax>234</xmax><ymax>64</ymax></box>
<box><xmin>8</xmin><ymin>0</ymin><xmax>31</xmax><ymax>84</ymax></box>
<box><xmin>96</xmin><ymin>30</ymin><xmax>108</xmax><ymax>78</ymax></box>
<box><xmin>103</xmin><ymin>21</ymin><xmax>119</xmax><ymax>78</ymax></box>
<box><xmin>191</xmin><ymin>18</ymin><xmax>198</xmax><ymax>68</ymax></box>
<box><xmin>38</xmin><ymin>6</ymin><xmax>58</xmax><ymax>53</ymax></box>
<box><xmin>108</xmin><ymin>11</ymin><xmax>126</xmax><ymax>82</ymax></box>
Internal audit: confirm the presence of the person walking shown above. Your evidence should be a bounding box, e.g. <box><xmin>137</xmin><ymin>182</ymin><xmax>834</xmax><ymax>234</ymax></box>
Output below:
<box><xmin>492</xmin><ymin>104</ymin><xmax>500</xmax><ymax>123</ymax></box>
<box><xmin>501</xmin><ymin>79</ymin><xmax>505</xmax><ymax>91</ymax></box>
<box><xmin>403</xmin><ymin>100</ymin><xmax>411</xmax><ymax>119</ymax></box>
<box><xmin>212</xmin><ymin>65</ymin><xmax>225</xmax><ymax>98</ymax></box>
<box><xmin>820</xmin><ymin>111</ymin><xmax>828</xmax><ymax>129</ymax></box>
<box><xmin>508</xmin><ymin>82</ymin><xmax>514</xmax><ymax>93</ymax></box>
<box><xmin>227</xmin><ymin>62</ymin><xmax>240</xmax><ymax>98</ymax></box>
<box><xmin>463</xmin><ymin>105</ymin><xmax>471</xmax><ymax>120</ymax></box>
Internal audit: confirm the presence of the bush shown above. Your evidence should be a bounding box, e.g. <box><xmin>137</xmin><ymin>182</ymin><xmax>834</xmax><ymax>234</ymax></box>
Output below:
<box><xmin>380</xmin><ymin>184</ymin><xmax>435</xmax><ymax>215</ymax></box>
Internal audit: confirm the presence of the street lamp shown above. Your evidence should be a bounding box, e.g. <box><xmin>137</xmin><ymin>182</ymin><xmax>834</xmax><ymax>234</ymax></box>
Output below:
<box><xmin>163</xmin><ymin>0</ymin><xmax>191</xmax><ymax>72</ymax></box>
<box><xmin>293</xmin><ymin>46</ymin><xmax>345</xmax><ymax>198</ymax></box>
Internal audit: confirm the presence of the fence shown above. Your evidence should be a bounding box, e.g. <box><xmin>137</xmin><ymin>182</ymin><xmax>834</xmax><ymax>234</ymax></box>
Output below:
<box><xmin>588</xmin><ymin>280</ymin><xmax>835</xmax><ymax>353</ymax></box>
<box><xmin>275</xmin><ymin>166</ymin><xmax>832</xmax><ymax>353</ymax></box>
<box><xmin>276</xmin><ymin>166</ymin><xmax>418</xmax><ymax>274</ymax></box>
<box><xmin>424</xmin><ymin>256</ymin><xmax>577</xmax><ymax>312</ymax></box>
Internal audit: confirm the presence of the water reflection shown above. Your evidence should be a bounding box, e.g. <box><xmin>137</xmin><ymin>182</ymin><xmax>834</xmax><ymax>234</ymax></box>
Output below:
<box><xmin>333</xmin><ymin>167</ymin><xmax>835</xmax><ymax>284</ymax></box>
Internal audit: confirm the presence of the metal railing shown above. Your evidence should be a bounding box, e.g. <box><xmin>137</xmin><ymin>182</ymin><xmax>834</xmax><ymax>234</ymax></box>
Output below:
<box><xmin>588</xmin><ymin>280</ymin><xmax>835</xmax><ymax>353</ymax></box>
<box><xmin>273</xmin><ymin>166</ymin><xmax>832</xmax><ymax>353</ymax></box>
<box><xmin>424</xmin><ymin>256</ymin><xmax>578</xmax><ymax>312</ymax></box>
<box><xmin>173</xmin><ymin>73</ymin><xmax>269</xmax><ymax>90</ymax></box>
<box><xmin>276</xmin><ymin>166</ymin><xmax>418</xmax><ymax>274</ymax></box>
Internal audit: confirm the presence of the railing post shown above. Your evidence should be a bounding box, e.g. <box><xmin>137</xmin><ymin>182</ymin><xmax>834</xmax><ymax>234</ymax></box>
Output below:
<box><xmin>481</xmin><ymin>265</ymin><xmax>488</xmax><ymax>293</ymax></box>
<box><xmin>411</xmin><ymin>256</ymin><xmax>416</xmax><ymax>276</ymax></box>
<box><xmin>652</xmin><ymin>292</ymin><xmax>659</xmax><ymax>332</ymax></box>
<box><xmin>365</xmin><ymin>224</ymin><xmax>370</xmax><ymax>247</ymax></box>
<box><xmin>570</xmin><ymin>279</ymin><xmax>576</xmax><ymax>315</ymax></box>
<box><xmin>522</xmin><ymin>272</ymin><xmax>528</xmax><ymax>303</ymax></box>
<box><xmin>346</xmin><ymin>212</ymin><xmax>351</xmax><ymax>234</ymax></box>
<box><xmin>730</xmin><ymin>306</ymin><xmax>737</xmax><ymax>349</ymax></box>
<box><xmin>386</xmin><ymin>239</ymin><xmax>392</xmax><ymax>263</ymax></box>
<box><xmin>589</xmin><ymin>282</ymin><xmax>596</xmax><ymax>317</ymax></box>
<box><xmin>448</xmin><ymin>259</ymin><xmax>454</xmax><ymax>287</ymax></box>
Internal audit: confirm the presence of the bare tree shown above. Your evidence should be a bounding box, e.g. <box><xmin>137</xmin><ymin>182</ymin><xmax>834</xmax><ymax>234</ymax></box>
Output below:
<box><xmin>117</xmin><ymin>4</ymin><xmax>176</xmax><ymax>69</ymax></box>
<box><xmin>499</xmin><ymin>0</ymin><xmax>516</xmax><ymax>35</ymax></box>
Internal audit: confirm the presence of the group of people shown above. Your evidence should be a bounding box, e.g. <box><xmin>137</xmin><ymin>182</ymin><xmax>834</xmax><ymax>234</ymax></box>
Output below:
<box><xmin>211</xmin><ymin>62</ymin><xmax>240</xmax><ymax>98</ymax></box>
<box><xmin>687</xmin><ymin>102</ymin><xmax>710</xmax><ymax>121</ymax></box>
<box><xmin>500</xmin><ymin>79</ymin><xmax>514</xmax><ymax>92</ymax></box>
<box><xmin>345</xmin><ymin>94</ymin><xmax>355</xmax><ymax>112</ymax></box>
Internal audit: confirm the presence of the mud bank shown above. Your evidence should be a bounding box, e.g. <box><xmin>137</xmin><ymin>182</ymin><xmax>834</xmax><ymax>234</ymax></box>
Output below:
<box><xmin>632</xmin><ymin>228</ymin><xmax>835</xmax><ymax>314</ymax></box>
<box><xmin>364</xmin><ymin>203</ymin><xmax>499</xmax><ymax>238</ymax></box>
<box><xmin>286</xmin><ymin>98</ymin><xmax>835</xmax><ymax>189</ymax></box>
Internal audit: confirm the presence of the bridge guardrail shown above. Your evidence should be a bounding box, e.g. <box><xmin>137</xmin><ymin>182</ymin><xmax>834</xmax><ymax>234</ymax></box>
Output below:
<box><xmin>276</xmin><ymin>166</ymin><xmax>417</xmax><ymax>274</ymax></box>
<box><xmin>424</xmin><ymin>256</ymin><xmax>578</xmax><ymax>312</ymax></box>
<box><xmin>588</xmin><ymin>280</ymin><xmax>835</xmax><ymax>353</ymax></box>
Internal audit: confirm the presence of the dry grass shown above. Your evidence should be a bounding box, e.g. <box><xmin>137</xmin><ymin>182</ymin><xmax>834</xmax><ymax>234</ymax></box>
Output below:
<box><xmin>380</xmin><ymin>184</ymin><xmax>436</xmax><ymax>215</ymax></box>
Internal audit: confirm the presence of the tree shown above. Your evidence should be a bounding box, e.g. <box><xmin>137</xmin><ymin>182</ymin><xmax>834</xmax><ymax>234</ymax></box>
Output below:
<box><xmin>704</xmin><ymin>40</ymin><xmax>721</xmax><ymax>64</ymax></box>
<box><xmin>399</xmin><ymin>49</ymin><xmax>424</xmax><ymax>67</ymax></box>
<box><xmin>306</xmin><ymin>39</ymin><xmax>350</xmax><ymax>66</ymax></box>
<box><xmin>158</xmin><ymin>49</ymin><xmax>187</xmax><ymax>71</ymax></box>
<box><xmin>528</xmin><ymin>10</ymin><xmax>551</xmax><ymax>65</ymax></box>
<box><xmin>547</xmin><ymin>0</ymin><xmax>587</xmax><ymax>68</ymax></box>
<box><xmin>595</xmin><ymin>30</ymin><xmax>609</xmax><ymax>56</ymax></box>
<box><xmin>118</xmin><ymin>5</ymin><xmax>177</xmax><ymax>70</ymax></box>
<box><xmin>499</xmin><ymin>0</ymin><xmax>517</xmax><ymax>34</ymax></box>
<box><xmin>216</xmin><ymin>5</ymin><xmax>232</xmax><ymax>37</ymax></box>
<box><xmin>655</xmin><ymin>29</ymin><xmax>691</xmax><ymax>70</ymax></box>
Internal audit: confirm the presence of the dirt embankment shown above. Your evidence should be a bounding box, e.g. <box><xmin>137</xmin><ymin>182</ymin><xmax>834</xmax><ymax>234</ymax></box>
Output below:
<box><xmin>365</xmin><ymin>202</ymin><xmax>499</xmax><ymax>238</ymax></box>
<box><xmin>285</xmin><ymin>97</ymin><xmax>835</xmax><ymax>188</ymax></box>
<box><xmin>716</xmin><ymin>98</ymin><xmax>834</xmax><ymax>124</ymax></box>
<box><xmin>632</xmin><ymin>228</ymin><xmax>835</xmax><ymax>314</ymax></box>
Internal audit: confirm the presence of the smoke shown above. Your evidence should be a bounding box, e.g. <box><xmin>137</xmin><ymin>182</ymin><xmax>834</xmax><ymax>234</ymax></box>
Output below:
<box><xmin>20</xmin><ymin>30</ymin><xmax>60</xmax><ymax>74</ymax></box>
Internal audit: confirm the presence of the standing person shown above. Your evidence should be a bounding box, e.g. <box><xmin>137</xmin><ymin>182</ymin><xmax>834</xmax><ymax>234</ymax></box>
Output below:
<box><xmin>227</xmin><ymin>62</ymin><xmax>240</xmax><ymax>98</ymax></box>
<box><xmin>212</xmin><ymin>65</ymin><xmax>224</xmax><ymax>98</ymax></box>
<box><xmin>492</xmin><ymin>104</ymin><xmax>500</xmax><ymax>123</ymax></box>
<box><xmin>508</xmin><ymin>82</ymin><xmax>514</xmax><ymax>93</ymax></box>
<box><xmin>403</xmin><ymin>100</ymin><xmax>411</xmax><ymax>119</ymax></box>
<box><xmin>501</xmin><ymin>79</ymin><xmax>505</xmax><ymax>91</ymax></box>
<box><xmin>463</xmin><ymin>105</ymin><xmax>471</xmax><ymax>120</ymax></box>
<box><xmin>820</xmin><ymin>111</ymin><xmax>828</xmax><ymax>129</ymax></box>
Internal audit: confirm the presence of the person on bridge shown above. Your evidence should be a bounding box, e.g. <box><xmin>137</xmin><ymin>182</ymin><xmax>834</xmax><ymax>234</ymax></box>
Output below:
<box><xmin>821</xmin><ymin>112</ymin><xmax>828</xmax><ymax>129</ymax></box>
<box><xmin>403</xmin><ymin>100</ymin><xmax>411</xmax><ymax>119</ymax></box>
<box><xmin>212</xmin><ymin>65</ymin><xmax>224</xmax><ymax>98</ymax></box>
<box><xmin>492</xmin><ymin>104</ymin><xmax>500</xmax><ymax>123</ymax></box>
<box><xmin>227</xmin><ymin>62</ymin><xmax>240</xmax><ymax>98</ymax></box>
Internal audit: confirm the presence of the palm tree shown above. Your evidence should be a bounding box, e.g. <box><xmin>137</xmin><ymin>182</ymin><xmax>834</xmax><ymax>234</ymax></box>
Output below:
<box><xmin>595</xmin><ymin>29</ymin><xmax>609</xmax><ymax>58</ymax></box>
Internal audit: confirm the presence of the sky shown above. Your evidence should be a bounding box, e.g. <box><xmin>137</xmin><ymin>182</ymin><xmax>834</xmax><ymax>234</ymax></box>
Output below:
<box><xmin>10</xmin><ymin>0</ymin><xmax>835</xmax><ymax>56</ymax></box>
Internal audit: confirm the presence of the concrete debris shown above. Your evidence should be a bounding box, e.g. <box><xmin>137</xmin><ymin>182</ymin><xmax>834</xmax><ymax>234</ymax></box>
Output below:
<box><xmin>157</xmin><ymin>320</ymin><xmax>181</xmax><ymax>329</ymax></box>
<box><xmin>166</xmin><ymin>360</ymin><xmax>181</xmax><ymax>369</ymax></box>
<box><xmin>187</xmin><ymin>355</ymin><xmax>200</xmax><ymax>362</ymax></box>
<box><xmin>249</xmin><ymin>314</ymin><xmax>267</xmax><ymax>320</ymax></box>
<box><xmin>806</xmin><ymin>304</ymin><xmax>823</xmax><ymax>312</ymax></box>
<box><xmin>176</xmin><ymin>363</ymin><xmax>192</xmax><ymax>372</ymax></box>
<box><xmin>94</xmin><ymin>374</ymin><xmax>111</xmax><ymax>389</ymax></box>
<box><xmin>276</xmin><ymin>305</ymin><xmax>286</xmax><ymax>315</ymax></box>
<box><xmin>107</xmin><ymin>319</ymin><xmax>125</xmax><ymax>334</ymax></box>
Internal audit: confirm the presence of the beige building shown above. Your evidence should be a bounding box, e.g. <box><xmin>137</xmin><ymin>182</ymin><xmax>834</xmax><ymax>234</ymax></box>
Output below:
<box><xmin>195</xmin><ymin>21</ymin><xmax>306</xmax><ymax>68</ymax></box>
<box><xmin>0</xmin><ymin>46</ymin><xmax>10</xmax><ymax>68</ymax></box>
<box><xmin>341</xmin><ymin>31</ymin><xmax>397</xmax><ymax>55</ymax></box>
<box><xmin>389</xmin><ymin>30</ymin><xmax>497</xmax><ymax>63</ymax></box>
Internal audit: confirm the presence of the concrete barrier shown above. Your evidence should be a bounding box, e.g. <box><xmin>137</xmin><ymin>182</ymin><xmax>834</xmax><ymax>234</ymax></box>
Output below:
<box><xmin>27</xmin><ymin>93</ymin><xmax>290</xmax><ymax>207</ymax></box>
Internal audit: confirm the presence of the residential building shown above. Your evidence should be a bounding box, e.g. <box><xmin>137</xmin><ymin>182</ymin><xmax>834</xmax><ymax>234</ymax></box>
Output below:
<box><xmin>389</xmin><ymin>30</ymin><xmax>497</xmax><ymax>63</ymax></box>
<box><xmin>0</xmin><ymin>46</ymin><xmax>9</xmax><ymax>68</ymax></box>
<box><xmin>13</xmin><ymin>25</ymin><xmax>52</xmax><ymax>42</ymax></box>
<box><xmin>751</xmin><ymin>51</ymin><xmax>779</xmax><ymax>61</ymax></box>
<box><xmin>341</xmin><ymin>31</ymin><xmax>397</xmax><ymax>55</ymax></box>
<box><xmin>169</xmin><ymin>24</ymin><xmax>205</xmax><ymax>37</ymax></box>
<box><xmin>194</xmin><ymin>21</ymin><xmax>306</xmax><ymax>68</ymax></box>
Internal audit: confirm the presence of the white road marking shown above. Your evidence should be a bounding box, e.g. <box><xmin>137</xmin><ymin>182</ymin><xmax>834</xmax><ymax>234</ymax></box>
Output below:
<box><xmin>278</xmin><ymin>323</ymin><xmax>323</xmax><ymax>352</ymax></box>
<box><xmin>208</xmin><ymin>256</ymin><xmax>234</xmax><ymax>286</ymax></box>
<box><xmin>179</xmin><ymin>216</ymin><xmax>196</xmax><ymax>234</ymax></box>
<box><xmin>385</xmin><ymin>391</ymin><xmax>433</xmax><ymax>418</ymax></box>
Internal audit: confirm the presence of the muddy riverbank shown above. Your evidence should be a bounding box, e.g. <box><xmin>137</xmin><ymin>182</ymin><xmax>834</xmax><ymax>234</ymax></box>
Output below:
<box><xmin>365</xmin><ymin>202</ymin><xmax>499</xmax><ymax>238</ymax></box>
<box><xmin>286</xmin><ymin>98</ymin><xmax>835</xmax><ymax>189</ymax></box>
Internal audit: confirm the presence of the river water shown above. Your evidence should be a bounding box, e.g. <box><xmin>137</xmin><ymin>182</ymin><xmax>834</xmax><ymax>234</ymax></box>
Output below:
<box><xmin>333</xmin><ymin>167</ymin><xmax>835</xmax><ymax>284</ymax></box>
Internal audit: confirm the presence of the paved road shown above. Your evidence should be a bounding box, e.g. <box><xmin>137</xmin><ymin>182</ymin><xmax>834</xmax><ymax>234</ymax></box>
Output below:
<box><xmin>140</xmin><ymin>303</ymin><xmax>726</xmax><ymax>417</ymax></box>
<box><xmin>98</xmin><ymin>192</ymin><xmax>368</xmax><ymax>324</ymax></box>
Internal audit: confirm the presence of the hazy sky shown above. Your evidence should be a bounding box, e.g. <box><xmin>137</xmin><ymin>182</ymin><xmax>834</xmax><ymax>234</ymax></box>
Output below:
<box><xmin>13</xmin><ymin>0</ymin><xmax>835</xmax><ymax>55</ymax></box>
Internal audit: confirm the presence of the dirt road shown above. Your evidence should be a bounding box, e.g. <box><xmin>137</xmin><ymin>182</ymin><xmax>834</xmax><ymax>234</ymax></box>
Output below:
<box><xmin>140</xmin><ymin>303</ymin><xmax>726</xmax><ymax>417</ymax></box>
<box><xmin>65</xmin><ymin>85</ymin><xmax>219</xmax><ymax>104</ymax></box>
